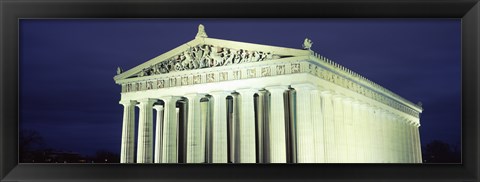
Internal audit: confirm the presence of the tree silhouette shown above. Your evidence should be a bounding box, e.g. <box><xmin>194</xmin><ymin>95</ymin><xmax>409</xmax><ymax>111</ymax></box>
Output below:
<box><xmin>423</xmin><ymin>140</ymin><xmax>460</xmax><ymax>163</ymax></box>
<box><xmin>93</xmin><ymin>149</ymin><xmax>120</xmax><ymax>163</ymax></box>
<box><xmin>19</xmin><ymin>129</ymin><xmax>47</xmax><ymax>162</ymax></box>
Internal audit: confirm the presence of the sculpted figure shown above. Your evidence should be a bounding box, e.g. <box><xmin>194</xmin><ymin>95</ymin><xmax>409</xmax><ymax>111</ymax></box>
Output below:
<box><xmin>209</xmin><ymin>46</ymin><xmax>224</xmax><ymax>66</ymax></box>
<box><xmin>200</xmin><ymin>45</ymin><xmax>211</xmax><ymax>67</ymax></box>
<box><xmin>153</xmin><ymin>64</ymin><xmax>161</xmax><ymax>74</ymax></box>
<box><xmin>183</xmin><ymin>52</ymin><xmax>198</xmax><ymax>69</ymax></box>
<box><xmin>116</xmin><ymin>67</ymin><xmax>123</xmax><ymax>75</ymax></box>
<box><xmin>240</xmin><ymin>49</ymin><xmax>248</xmax><ymax>63</ymax></box>
<box><xmin>167</xmin><ymin>59</ymin><xmax>176</xmax><ymax>72</ymax></box>
<box><xmin>191</xmin><ymin>47</ymin><xmax>202</xmax><ymax>61</ymax></box>
<box><xmin>303</xmin><ymin>38</ymin><xmax>313</xmax><ymax>50</ymax></box>
<box><xmin>175</xmin><ymin>62</ymin><xmax>183</xmax><ymax>71</ymax></box>
<box><xmin>138</xmin><ymin>69</ymin><xmax>146</xmax><ymax>77</ymax></box>
<box><xmin>195</xmin><ymin>24</ymin><xmax>208</xmax><ymax>38</ymax></box>
<box><xmin>179</xmin><ymin>53</ymin><xmax>191</xmax><ymax>70</ymax></box>
<box><xmin>251</xmin><ymin>51</ymin><xmax>261</xmax><ymax>62</ymax></box>
<box><xmin>266</xmin><ymin>52</ymin><xmax>273</xmax><ymax>60</ymax></box>
<box><xmin>223</xmin><ymin>49</ymin><xmax>235</xmax><ymax>65</ymax></box>
<box><xmin>159</xmin><ymin>62</ymin><xmax>169</xmax><ymax>73</ymax></box>
<box><xmin>233</xmin><ymin>50</ymin><xmax>242</xmax><ymax>64</ymax></box>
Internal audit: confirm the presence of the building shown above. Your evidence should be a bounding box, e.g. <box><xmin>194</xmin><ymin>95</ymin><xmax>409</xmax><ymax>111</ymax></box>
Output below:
<box><xmin>113</xmin><ymin>24</ymin><xmax>423</xmax><ymax>163</ymax></box>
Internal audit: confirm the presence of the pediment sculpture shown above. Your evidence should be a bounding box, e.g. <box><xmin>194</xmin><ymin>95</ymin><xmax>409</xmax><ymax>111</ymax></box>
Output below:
<box><xmin>134</xmin><ymin>44</ymin><xmax>284</xmax><ymax>78</ymax></box>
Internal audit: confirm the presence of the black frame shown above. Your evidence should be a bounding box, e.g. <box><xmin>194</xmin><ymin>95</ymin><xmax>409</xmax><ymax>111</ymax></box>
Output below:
<box><xmin>1</xmin><ymin>0</ymin><xmax>479</xmax><ymax>181</ymax></box>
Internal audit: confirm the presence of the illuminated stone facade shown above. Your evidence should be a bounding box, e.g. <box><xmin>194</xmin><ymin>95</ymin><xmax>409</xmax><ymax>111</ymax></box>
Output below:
<box><xmin>114</xmin><ymin>25</ymin><xmax>423</xmax><ymax>163</ymax></box>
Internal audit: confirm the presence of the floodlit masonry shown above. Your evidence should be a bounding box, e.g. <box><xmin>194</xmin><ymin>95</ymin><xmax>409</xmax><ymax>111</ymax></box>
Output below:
<box><xmin>113</xmin><ymin>24</ymin><xmax>423</xmax><ymax>163</ymax></box>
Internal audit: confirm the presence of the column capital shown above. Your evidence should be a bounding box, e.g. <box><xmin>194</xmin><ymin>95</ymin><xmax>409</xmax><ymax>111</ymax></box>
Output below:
<box><xmin>138</xmin><ymin>98</ymin><xmax>158</xmax><ymax>104</ymax></box>
<box><xmin>319</xmin><ymin>90</ymin><xmax>333</xmax><ymax>96</ymax></box>
<box><xmin>332</xmin><ymin>93</ymin><xmax>346</xmax><ymax>100</ymax></box>
<box><xmin>406</xmin><ymin>119</ymin><xmax>415</xmax><ymax>125</ymax></box>
<box><xmin>290</xmin><ymin>83</ymin><xmax>316</xmax><ymax>91</ymax></box>
<box><xmin>184</xmin><ymin>93</ymin><xmax>207</xmax><ymax>101</ymax></box>
<box><xmin>119</xmin><ymin>100</ymin><xmax>137</xmax><ymax>106</ymax></box>
<box><xmin>209</xmin><ymin>90</ymin><xmax>232</xmax><ymax>95</ymax></box>
<box><xmin>209</xmin><ymin>91</ymin><xmax>231</xmax><ymax>100</ymax></box>
<box><xmin>351</xmin><ymin>99</ymin><xmax>361</xmax><ymax>106</ymax></box>
<box><xmin>343</xmin><ymin>97</ymin><xmax>353</xmax><ymax>103</ymax></box>
<box><xmin>265</xmin><ymin>85</ymin><xmax>289</xmax><ymax>91</ymax></box>
<box><xmin>159</xmin><ymin>96</ymin><xmax>182</xmax><ymax>103</ymax></box>
<box><xmin>184</xmin><ymin>93</ymin><xmax>207</xmax><ymax>97</ymax></box>
<box><xmin>235</xmin><ymin>88</ymin><xmax>258</xmax><ymax>96</ymax></box>
<box><xmin>153</xmin><ymin>105</ymin><xmax>164</xmax><ymax>110</ymax></box>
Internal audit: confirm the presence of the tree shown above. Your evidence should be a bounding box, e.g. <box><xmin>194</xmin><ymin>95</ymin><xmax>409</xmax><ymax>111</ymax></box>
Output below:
<box><xmin>93</xmin><ymin>150</ymin><xmax>120</xmax><ymax>163</ymax></box>
<box><xmin>19</xmin><ymin>129</ymin><xmax>47</xmax><ymax>162</ymax></box>
<box><xmin>423</xmin><ymin>140</ymin><xmax>460</xmax><ymax>163</ymax></box>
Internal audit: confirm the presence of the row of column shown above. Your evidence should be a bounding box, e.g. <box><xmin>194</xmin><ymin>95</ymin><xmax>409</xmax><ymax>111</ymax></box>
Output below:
<box><xmin>119</xmin><ymin>86</ymin><xmax>292</xmax><ymax>163</ymax></box>
<box><xmin>120</xmin><ymin>84</ymin><xmax>422</xmax><ymax>163</ymax></box>
<box><xmin>318</xmin><ymin>90</ymin><xmax>422</xmax><ymax>163</ymax></box>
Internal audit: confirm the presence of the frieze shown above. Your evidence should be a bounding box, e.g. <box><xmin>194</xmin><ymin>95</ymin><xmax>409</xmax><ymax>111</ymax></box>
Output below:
<box><xmin>157</xmin><ymin>80</ymin><xmax>165</xmax><ymax>88</ymax></box>
<box><xmin>291</xmin><ymin>63</ymin><xmax>301</xmax><ymax>73</ymax></box>
<box><xmin>193</xmin><ymin>75</ymin><xmax>201</xmax><ymax>84</ymax></box>
<box><xmin>219</xmin><ymin>72</ymin><xmax>228</xmax><ymax>81</ymax></box>
<box><xmin>181</xmin><ymin>76</ymin><xmax>189</xmax><ymax>86</ymax></box>
<box><xmin>247</xmin><ymin>69</ymin><xmax>256</xmax><ymax>78</ymax></box>
<box><xmin>207</xmin><ymin>73</ymin><xmax>215</xmax><ymax>83</ymax></box>
<box><xmin>233</xmin><ymin>70</ymin><xmax>241</xmax><ymax>80</ymax></box>
<box><xmin>146</xmin><ymin>81</ymin><xmax>154</xmax><ymax>90</ymax></box>
<box><xmin>170</xmin><ymin>77</ymin><xmax>177</xmax><ymax>87</ymax></box>
<box><xmin>276</xmin><ymin>65</ymin><xmax>285</xmax><ymax>75</ymax></box>
<box><xmin>121</xmin><ymin>61</ymin><xmax>420</xmax><ymax>118</ymax></box>
<box><xmin>131</xmin><ymin>44</ymin><xmax>283</xmax><ymax>78</ymax></box>
<box><xmin>308</xmin><ymin>62</ymin><xmax>419</xmax><ymax>118</ymax></box>
<box><xmin>261</xmin><ymin>67</ymin><xmax>271</xmax><ymax>77</ymax></box>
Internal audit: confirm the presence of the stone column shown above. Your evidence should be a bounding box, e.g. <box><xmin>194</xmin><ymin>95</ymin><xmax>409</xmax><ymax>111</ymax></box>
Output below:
<box><xmin>153</xmin><ymin>105</ymin><xmax>164</xmax><ymax>163</ymax></box>
<box><xmin>120</xmin><ymin>100</ymin><xmax>136</xmax><ymax>163</ymax></box>
<box><xmin>412</xmin><ymin>122</ymin><xmax>418</xmax><ymax>163</ymax></box>
<box><xmin>332</xmin><ymin>94</ymin><xmax>345</xmax><ymax>163</ymax></box>
<box><xmin>406</xmin><ymin>121</ymin><xmax>412</xmax><ymax>163</ymax></box>
<box><xmin>382</xmin><ymin>109</ymin><xmax>394</xmax><ymax>163</ymax></box>
<box><xmin>392</xmin><ymin>114</ymin><xmax>399</xmax><ymax>162</ymax></box>
<box><xmin>351</xmin><ymin>101</ymin><xmax>360</xmax><ymax>163</ymax></box>
<box><xmin>265</xmin><ymin>86</ymin><xmax>288</xmax><ymax>163</ymax></box>
<box><xmin>320</xmin><ymin>90</ymin><xmax>334</xmax><ymax>163</ymax></box>
<box><xmin>160</xmin><ymin>96</ymin><xmax>182</xmax><ymax>163</ymax></box>
<box><xmin>256</xmin><ymin>90</ymin><xmax>267</xmax><ymax>163</ymax></box>
<box><xmin>210</xmin><ymin>91</ymin><xmax>231</xmax><ymax>163</ymax></box>
<box><xmin>291</xmin><ymin>84</ymin><xmax>315</xmax><ymax>163</ymax></box>
<box><xmin>184</xmin><ymin>93</ymin><xmax>206</xmax><ymax>163</ymax></box>
<box><xmin>365</xmin><ymin>105</ymin><xmax>375</xmax><ymax>163</ymax></box>
<box><xmin>357</xmin><ymin>103</ymin><xmax>368</xmax><ymax>163</ymax></box>
<box><xmin>136</xmin><ymin>98</ymin><xmax>157</xmax><ymax>163</ymax></box>
<box><xmin>236</xmin><ymin>88</ymin><xmax>257</xmax><ymax>163</ymax></box>
<box><xmin>410</xmin><ymin>123</ymin><xmax>416</xmax><ymax>163</ymax></box>
<box><xmin>342</xmin><ymin>98</ymin><xmax>353</xmax><ymax>162</ymax></box>
<box><xmin>401</xmin><ymin>118</ymin><xmax>407</xmax><ymax>163</ymax></box>
<box><xmin>200</xmin><ymin>99</ymin><xmax>210</xmax><ymax>163</ymax></box>
<box><xmin>231</xmin><ymin>93</ymin><xmax>240</xmax><ymax>163</ymax></box>
<box><xmin>414</xmin><ymin>123</ymin><xmax>422</xmax><ymax>163</ymax></box>
<box><xmin>310</xmin><ymin>89</ymin><xmax>325</xmax><ymax>163</ymax></box>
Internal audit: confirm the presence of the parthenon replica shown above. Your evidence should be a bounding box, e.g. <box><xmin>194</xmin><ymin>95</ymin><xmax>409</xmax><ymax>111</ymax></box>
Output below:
<box><xmin>113</xmin><ymin>24</ymin><xmax>423</xmax><ymax>163</ymax></box>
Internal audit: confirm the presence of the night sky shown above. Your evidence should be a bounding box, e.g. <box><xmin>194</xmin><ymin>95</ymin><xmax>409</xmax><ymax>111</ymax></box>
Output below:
<box><xmin>19</xmin><ymin>19</ymin><xmax>461</xmax><ymax>157</ymax></box>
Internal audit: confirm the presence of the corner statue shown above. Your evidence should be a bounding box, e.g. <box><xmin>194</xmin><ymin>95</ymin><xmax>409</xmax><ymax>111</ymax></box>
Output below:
<box><xmin>116</xmin><ymin>67</ymin><xmax>123</xmax><ymax>75</ymax></box>
<box><xmin>302</xmin><ymin>38</ymin><xmax>313</xmax><ymax>50</ymax></box>
<box><xmin>195</xmin><ymin>24</ymin><xmax>208</xmax><ymax>38</ymax></box>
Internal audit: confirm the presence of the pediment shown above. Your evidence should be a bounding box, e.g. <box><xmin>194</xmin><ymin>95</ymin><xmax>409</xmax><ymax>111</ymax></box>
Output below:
<box><xmin>113</xmin><ymin>37</ymin><xmax>310</xmax><ymax>82</ymax></box>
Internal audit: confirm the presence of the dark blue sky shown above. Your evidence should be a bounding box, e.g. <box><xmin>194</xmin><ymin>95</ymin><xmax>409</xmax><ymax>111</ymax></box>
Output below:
<box><xmin>19</xmin><ymin>19</ymin><xmax>461</xmax><ymax>156</ymax></box>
